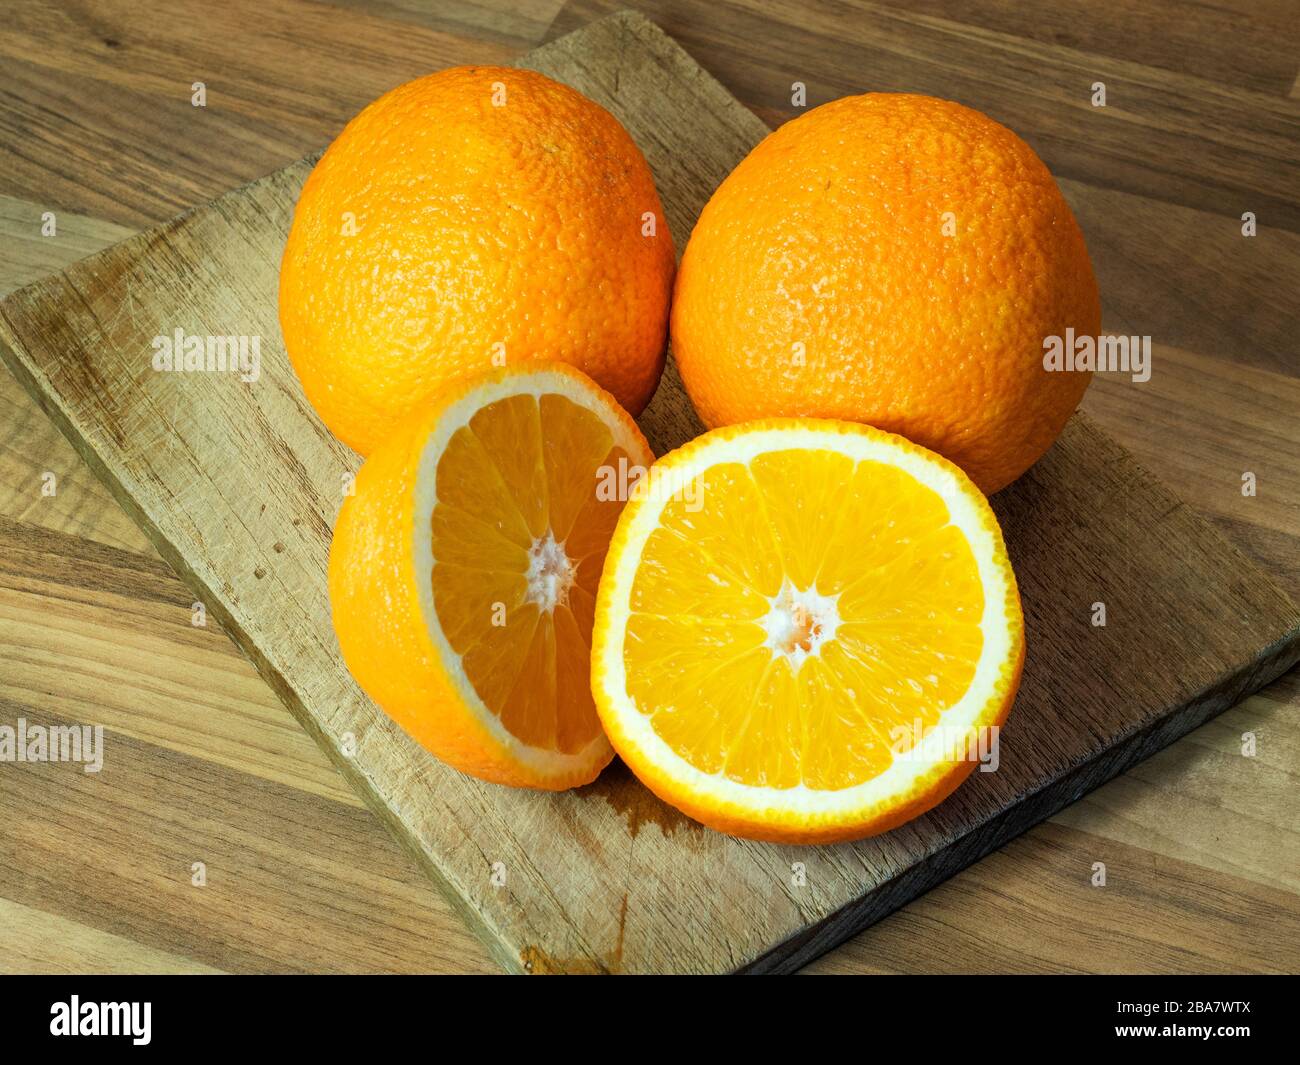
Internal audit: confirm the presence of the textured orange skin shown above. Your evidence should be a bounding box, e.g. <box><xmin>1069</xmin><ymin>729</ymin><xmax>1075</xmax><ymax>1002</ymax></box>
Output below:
<box><xmin>328</xmin><ymin>364</ymin><xmax>649</xmax><ymax>791</ymax></box>
<box><xmin>671</xmin><ymin>94</ymin><xmax>1100</xmax><ymax>495</ymax></box>
<box><xmin>592</xmin><ymin>418</ymin><xmax>1026</xmax><ymax>844</ymax></box>
<box><xmin>281</xmin><ymin>65</ymin><xmax>675</xmax><ymax>456</ymax></box>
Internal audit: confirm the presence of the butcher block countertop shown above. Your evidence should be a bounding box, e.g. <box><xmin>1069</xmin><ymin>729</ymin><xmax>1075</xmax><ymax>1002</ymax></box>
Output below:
<box><xmin>0</xmin><ymin>0</ymin><xmax>1297</xmax><ymax>974</ymax></box>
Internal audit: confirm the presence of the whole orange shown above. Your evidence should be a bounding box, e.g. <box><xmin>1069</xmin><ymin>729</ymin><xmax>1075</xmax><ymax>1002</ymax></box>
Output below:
<box><xmin>280</xmin><ymin>66</ymin><xmax>675</xmax><ymax>456</ymax></box>
<box><xmin>670</xmin><ymin>93</ymin><xmax>1100</xmax><ymax>494</ymax></box>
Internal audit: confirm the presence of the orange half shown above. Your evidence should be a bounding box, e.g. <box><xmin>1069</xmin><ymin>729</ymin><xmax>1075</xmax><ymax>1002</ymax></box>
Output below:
<box><xmin>329</xmin><ymin>364</ymin><xmax>653</xmax><ymax>789</ymax></box>
<box><xmin>592</xmin><ymin>419</ymin><xmax>1025</xmax><ymax>841</ymax></box>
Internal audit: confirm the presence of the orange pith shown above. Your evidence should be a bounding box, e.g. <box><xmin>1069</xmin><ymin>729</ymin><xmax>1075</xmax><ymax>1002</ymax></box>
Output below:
<box><xmin>329</xmin><ymin>364</ymin><xmax>652</xmax><ymax>790</ymax></box>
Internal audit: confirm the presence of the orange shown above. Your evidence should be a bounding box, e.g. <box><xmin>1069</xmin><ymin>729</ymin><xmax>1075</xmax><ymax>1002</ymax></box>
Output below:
<box><xmin>591</xmin><ymin>419</ymin><xmax>1024</xmax><ymax>843</ymax></box>
<box><xmin>670</xmin><ymin>93</ymin><xmax>1100</xmax><ymax>494</ymax></box>
<box><xmin>281</xmin><ymin>66</ymin><xmax>675</xmax><ymax>456</ymax></box>
<box><xmin>329</xmin><ymin>364</ymin><xmax>653</xmax><ymax>789</ymax></box>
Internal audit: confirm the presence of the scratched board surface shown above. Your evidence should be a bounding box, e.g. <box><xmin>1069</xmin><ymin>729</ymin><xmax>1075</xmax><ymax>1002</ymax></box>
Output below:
<box><xmin>0</xmin><ymin>11</ymin><xmax>1296</xmax><ymax>973</ymax></box>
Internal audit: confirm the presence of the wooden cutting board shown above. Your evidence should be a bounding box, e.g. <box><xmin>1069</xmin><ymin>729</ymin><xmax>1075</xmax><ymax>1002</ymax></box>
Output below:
<box><xmin>0</xmin><ymin>10</ymin><xmax>1296</xmax><ymax>974</ymax></box>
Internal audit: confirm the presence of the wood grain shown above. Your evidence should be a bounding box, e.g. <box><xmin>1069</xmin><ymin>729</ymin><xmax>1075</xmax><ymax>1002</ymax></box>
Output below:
<box><xmin>1083</xmin><ymin>344</ymin><xmax>1300</xmax><ymax>601</ymax></box>
<box><xmin>0</xmin><ymin>898</ymin><xmax>224</xmax><ymax>975</ymax></box>
<box><xmin>865</xmin><ymin>0</ymin><xmax>1300</xmax><ymax>98</ymax></box>
<box><xmin>805</xmin><ymin>816</ymin><xmax>1300</xmax><ymax>975</ymax></box>
<box><xmin>0</xmin><ymin>702</ymin><xmax>493</xmax><ymax>974</ymax></box>
<box><xmin>0</xmin><ymin>0</ymin><xmax>512</xmax><ymax>229</ymax></box>
<box><xmin>549</xmin><ymin>2</ymin><xmax>1300</xmax><ymax>232</ymax></box>
<box><xmin>0</xmin><ymin>10</ymin><xmax>1296</xmax><ymax>973</ymax></box>
<box><xmin>0</xmin><ymin>515</ymin><xmax>357</xmax><ymax>804</ymax></box>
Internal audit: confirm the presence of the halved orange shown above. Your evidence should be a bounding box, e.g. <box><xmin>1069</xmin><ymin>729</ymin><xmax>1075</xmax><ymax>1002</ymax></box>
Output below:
<box><xmin>329</xmin><ymin>364</ymin><xmax>652</xmax><ymax>789</ymax></box>
<box><xmin>591</xmin><ymin>419</ymin><xmax>1025</xmax><ymax>842</ymax></box>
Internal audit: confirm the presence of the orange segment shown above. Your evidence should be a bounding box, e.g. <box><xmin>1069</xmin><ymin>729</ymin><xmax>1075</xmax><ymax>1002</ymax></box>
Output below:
<box><xmin>624</xmin><ymin>614</ymin><xmax>767</xmax><ymax>775</ymax></box>
<box><xmin>540</xmin><ymin>394</ymin><xmax>616</xmax><ymax>541</ymax></box>
<box><xmin>631</xmin><ymin>527</ymin><xmax>769</xmax><ymax>620</ymax></box>
<box><xmin>655</xmin><ymin>464</ymin><xmax>784</xmax><ymax>596</ymax></box>
<box><xmin>553</xmin><ymin>605</ymin><xmax>601</xmax><ymax>753</ymax></box>
<box><xmin>497</xmin><ymin>613</ymin><xmax>557</xmax><ymax>750</ymax></box>
<box><xmin>329</xmin><ymin>364</ymin><xmax>653</xmax><ymax>790</ymax></box>
<box><xmin>467</xmin><ymin>394</ymin><xmax>548</xmax><ymax>538</ymax></box>
<box><xmin>433</xmin><ymin>426</ymin><xmax>533</xmax><ymax>550</ymax></box>
<box><xmin>747</xmin><ymin>449</ymin><xmax>856</xmax><ymax>590</ymax></box>
<box><xmin>792</xmin><ymin>656</ymin><xmax>881</xmax><ymax>791</ymax></box>
<box><xmin>815</xmin><ymin>460</ymin><xmax>953</xmax><ymax>589</ymax></box>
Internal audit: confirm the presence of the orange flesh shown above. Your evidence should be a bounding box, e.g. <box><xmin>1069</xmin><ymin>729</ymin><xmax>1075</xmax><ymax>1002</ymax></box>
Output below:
<box><xmin>623</xmin><ymin>450</ymin><xmax>985</xmax><ymax>789</ymax></box>
<box><xmin>431</xmin><ymin>393</ymin><xmax>632</xmax><ymax>753</ymax></box>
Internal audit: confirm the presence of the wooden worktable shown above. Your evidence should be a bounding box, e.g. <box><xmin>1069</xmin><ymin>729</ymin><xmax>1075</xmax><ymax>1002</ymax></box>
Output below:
<box><xmin>0</xmin><ymin>0</ymin><xmax>1296</xmax><ymax>974</ymax></box>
